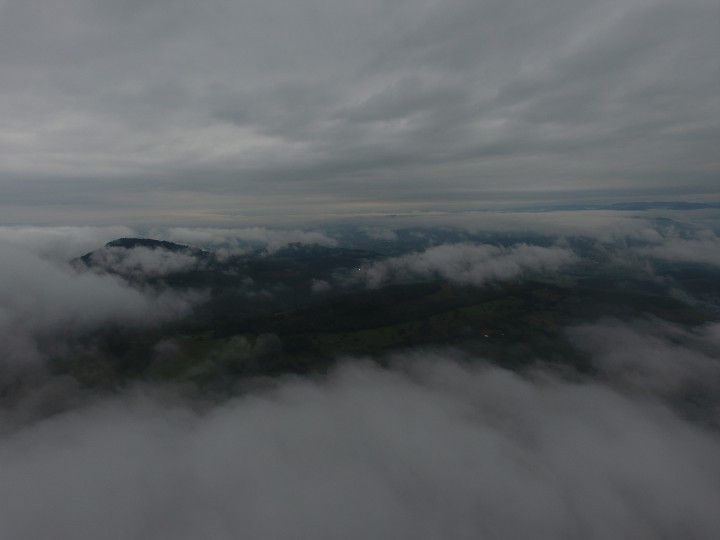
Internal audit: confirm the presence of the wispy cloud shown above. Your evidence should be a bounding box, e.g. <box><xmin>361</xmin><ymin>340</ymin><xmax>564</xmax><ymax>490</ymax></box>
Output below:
<box><xmin>0</xmin><ymin>241</ymin><xmax>199</xmax><ymax>377</ymax></box>
<box><xmin>157</xmin><ymin>227</ymin><xmax>337</xmax><ymax>254</ymax></box>
<box><xmin>352</xmin><ymin>243</ymin><xmax>576</xmax><ymax>288</ymax></box>
<box><xmin>634</xmin><ymin>233</ymin><xmax>720</xmax><ymax>267</ymax></box>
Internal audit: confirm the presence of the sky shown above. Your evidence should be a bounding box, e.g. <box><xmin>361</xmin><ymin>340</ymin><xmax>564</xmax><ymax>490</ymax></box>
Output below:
<box><xmin>0</xmin><ymin>0</ymin><xmax>718</xmax><ymax>224</ymax></box>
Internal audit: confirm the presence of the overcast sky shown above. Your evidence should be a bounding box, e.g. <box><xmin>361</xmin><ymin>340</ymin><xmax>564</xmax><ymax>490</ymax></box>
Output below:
<box><xmin>1</xmin><ymin>0</ymin><xmax>718</xmax><ymax>224</ymax></box>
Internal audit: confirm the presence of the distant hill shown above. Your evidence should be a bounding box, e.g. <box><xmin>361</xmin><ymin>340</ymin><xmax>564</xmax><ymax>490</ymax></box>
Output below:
<box><xmin>71</xmin><ymin>237</ymin><xmax>378</xmax><ymax>291</ymax></box>
<box><xmin>104</xmin><ymin>238</ymin><xmax>198</xmax><ymax>252</ymax></box>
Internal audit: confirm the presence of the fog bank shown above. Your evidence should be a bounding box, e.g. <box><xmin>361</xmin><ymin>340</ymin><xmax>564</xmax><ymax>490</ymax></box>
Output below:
<box><xmin>1</xmin><ymin>356</ymin><xmax>719</xmax><ymax>540</ymax></box>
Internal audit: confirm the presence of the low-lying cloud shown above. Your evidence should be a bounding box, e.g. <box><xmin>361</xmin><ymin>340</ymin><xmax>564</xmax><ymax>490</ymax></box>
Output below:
<box><xmin>0</xmin><ymin>225</ymin><xmax>340</xmax><ymax>262</ymax></box>
<box><xmin>353</xmin><ymin>243</ymin><xmax>576</xmax><ymax>288</ymax></box>
<box><xmin>364</xmin><ymin>211</ymin><xmax>671</xmax><ymax>244</ymax></box>
<box><xmin>634</xmin><ymin>233</ymin><xmax>720</xmax><ymax>267</ymax></box>
<box><xmin>0</xmin><ymin>354</ymin><xmax>719</xmax><ymax>539</ymax></box>
<box><xmin>569</xmin><ymin>319</ymin><xmax>720</xmax><ymax>420</ymax></box>
<box><xmin>85</xmin><ymin>246</ymin><xmax>204</xmax><ymax>278</ymax></box>
<box><xmin>0</xmin><ymin>241</ymin><xmax>199</xmax><ymax>373</ymax></box>
<box><xmin>1</xmin><ymin>223</ymin><xmax>719</xmax><ymax>539</ymax></box>
<box><xmin>0</xmin><ymin>225</ymin><xmax>135</xmax><ymax>261</ymax></box>
<box><xmin>157</xmin><ymin>227</ymin><xmax>338</xmax><ymax>255</ymax></box>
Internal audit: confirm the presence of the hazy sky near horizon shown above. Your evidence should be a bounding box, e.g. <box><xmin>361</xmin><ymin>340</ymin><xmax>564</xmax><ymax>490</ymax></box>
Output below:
<box><xmin>0</xmin><ymin>0</ymin><xmax>718</xmax><ymax>224</ymax></box>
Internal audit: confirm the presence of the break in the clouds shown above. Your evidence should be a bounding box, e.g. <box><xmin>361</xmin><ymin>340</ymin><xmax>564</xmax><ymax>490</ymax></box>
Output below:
<box><xmin>1</xmin><ymin>354</ymin><xmax>719</xmax><ymax>539</ymax></box>
<box><xmin>353</xmin><ymin>243</ymin><xmax>576</xmax><ymax>288</ymax></box>
<box><xmin>0</xmin><ymin>0</ymin><xmax>718</xmax><ymax>222</ymax></box>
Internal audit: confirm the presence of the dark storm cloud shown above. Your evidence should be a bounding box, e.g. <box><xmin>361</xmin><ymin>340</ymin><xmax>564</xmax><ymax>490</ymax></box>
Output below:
<box><xmin>0</xmin><ymin>0</ymin><xmax>717</xmax><ymax>221</ymax></box>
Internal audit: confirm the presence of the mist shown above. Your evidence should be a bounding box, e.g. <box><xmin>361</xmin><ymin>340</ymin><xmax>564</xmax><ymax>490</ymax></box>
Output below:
<box><xmin>1</xmin><ymin>0</ymin><xmax>718</xmax><ymax>534</ymax></box>
<box><xmin>1</xmin><ymin>219</ymin><xmax>719</xmax><ymax>538</ymax></box>
<box><xmin>1</xmin><ymin>353</ymin><xmax>719</xmax><ymax>540</ymax></box>
<box><xmin>353</xmin><ymin>243</ymin><xmax>576</xmax><ymax>288</ymax></box>
<box><xmin>0</xmin><ymin>240</ymin><xmax>199</xmax><ymax>376</ymax></box>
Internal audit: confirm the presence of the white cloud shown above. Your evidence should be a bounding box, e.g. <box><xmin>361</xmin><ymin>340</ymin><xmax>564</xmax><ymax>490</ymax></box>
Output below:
<box><xmin>569</xmin><ymin>319</ymin><xmax>720</xmax><ymax>400</ymax></box>
<box><xmin>634</xmin><ymin>233</ymin><xmax>720</xmax><ymax>267</ymax></box>
<box><xmin>86</xmin><ymin>246</ymin><xmax>203</xmax><ymax>278</ymax></box>
<box><xmin>0</xmin><ymin>356</ymin><xmax>719</xmax><ymax>539</ymax></box>
<box><xmin>158</xmin><ymin>227</ymin><xmax>337</xmax><ymax>254</ymax></box>
<box><xmin>353</xmin><ymin>243</ymin><xmax>576</xmax><ymax>288</ymax></box>
<box><xmin>0</xmin><ymin>241</ymin><xmax>199</xmax><ymax>372</ymax></box>
<box><xmin>361</xmin><ymin>227</ymin><xmax>399</xmax><ymax>241</ymax></box>
<box><xmin>311</xmin><ymin>279</ymin><xmax>331</xmax><ymax>293</ymax></box>
<box><xmin>0</xmin><ymin>225</ymin><xmax>135</xmax><ymax>261</ymax></box>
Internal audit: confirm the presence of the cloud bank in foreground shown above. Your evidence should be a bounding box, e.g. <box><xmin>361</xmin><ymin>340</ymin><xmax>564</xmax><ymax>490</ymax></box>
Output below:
<box><xmin>0</xmin><ymin>225</ymin><xmax>135</xmax><ymax>261</ymax></box>
<box><xmin>0</xmin><ymin>355</ymin><xmax>719</xmax><ymax>540</ymax></box>
<box><xmin>353</xmin><ymin>243</ymin><xmax>576</xmax><ymax>288</ymax></box>
<box><xmin>0</xmin><ymin>222</ymin><xmax>719</xmax><ymax>538</ymax></box>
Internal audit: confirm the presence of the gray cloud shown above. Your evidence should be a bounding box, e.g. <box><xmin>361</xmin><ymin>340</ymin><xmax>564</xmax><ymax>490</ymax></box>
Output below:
<box><xmin>0</xmin><ymin>225</ymin><xmax>340</xmax><ymax>258</ymax></box>
<box><xmin>634</xmin><ymin>232</ymin><xmax>720</xmax><ymax>267</ymax></box>
<box><xmin>570</xmin><ymin>319</ymin><xmax>720</xmax><ymax>407</ymax></box>
<box><xmin>85</xmin><ymin>246</ymin><xmax>204</xmax><ymax>278</ymax></box>
<box><xmin>352</xmin><ymin>243</ymin><xmax>576</xmax><ymax>288</ymax></box>
<box><xmin>0</xmin><ymin>224</ymin><xmax>719</xmax><ymax>538</ymax></box>
<box><xmin>380</xmin><ymin>210</ymin><xmax>670</xmax><ymax>243</ymax></box>
<box><xmin>361</xmin><ymin>227</ymin><xmax>399</xmax><ymax>242</ymax></box>
<box><xmin>0</xmin><ymin>355</ymin><xmax>719</xmax><ymax>539</ymax></box>
<box><xmin>0</xmin><ymin>0</ymin><xmax>717</xmax><ymax>221</ymax></box>
<box><xmin>0</xmin><ymin>225</ymin><xmax>135</xmax><ymax>261</ymax></box>
<box><xmin>156</xmin><ymin>227</ymin><xmax>337</xmax><ymax>254</ymax></box>
<box><xmin>311</xmin><ymin>279</ymin><xmax>332</xmax><ymax>293</ymax></box>
<box><xmin>0</xmin><ymin>241</ymin><xmax>199</xmax><ymax>375</ymax></box>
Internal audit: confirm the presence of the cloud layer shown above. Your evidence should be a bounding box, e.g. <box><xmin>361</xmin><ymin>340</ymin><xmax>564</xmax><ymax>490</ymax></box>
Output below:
<box><xmin>0</xmin><ymin>223</ymin><xmax>719</xmax><ymax>538</ymax></box>
<box><xmin>634</xmin><ymin>233</ymin><xmax>720</xmax><ymax>267</ymax></box>
<box><xmin>0</xmin><ymin>0</ymin><xmax>717</xmax><ymax>221</ymax></box>
<box><xmin>0</xmin><ymin>226</ymin><xmax>135</xmax><ymax>261</ymax></box>
<box><xmin>0</xmin><ymin>241</ymin><xmax>198</xmax><ymax>374</ymax></box>
<box><xmin>157</xmin><ymin>227</ymin><xmax>338</xmax><ymax>254</ymax></box>
<box><xmin>0</xmin><ymin>355</ymin><xmax>719</xmax><ymax>539</ymax></box>
<box><xmin>353</xmin><ymin>243</ymin><xmax>576</xmax><ymax>288</ymax></box>
<box><xmin>85</xmin><ymin>246</ymin><xmax>203</xmax><ymax>278</ymax></box>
